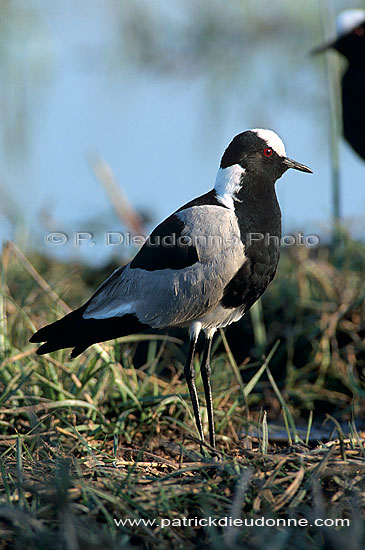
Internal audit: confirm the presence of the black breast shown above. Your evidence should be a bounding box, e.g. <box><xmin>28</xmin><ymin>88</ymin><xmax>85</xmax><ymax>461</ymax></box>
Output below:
<box><xmin>221</xmin><ymin>243</ymin><xmax>280</xmax><ymax>310</ymax></box>
<box><xmin>220</xmin><ymin>179</ymin><xmax>281</xmax><ymax>311</ymax></box>
<box><xmin>342</xmin><ymin>66</ymin><xmax>365</xmax><ymax>160</ymax></box>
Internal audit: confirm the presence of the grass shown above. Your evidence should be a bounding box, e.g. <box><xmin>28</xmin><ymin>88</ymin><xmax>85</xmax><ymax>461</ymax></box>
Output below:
<box><xmin>0</xmin><ymin>233</ymin><xmax>364</xmax><ymax>549</ymax></box>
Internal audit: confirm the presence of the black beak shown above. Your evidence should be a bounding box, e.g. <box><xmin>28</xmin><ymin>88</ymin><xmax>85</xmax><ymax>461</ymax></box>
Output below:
<box><xmin>283</xmin><ymin>157</ymin><xmax>313</xmax><ymax>174</ymax></box>
<box><xmin>311</xmin><ymin>40</ymin><xmax>335</xmax><ymax>55</ymax></box>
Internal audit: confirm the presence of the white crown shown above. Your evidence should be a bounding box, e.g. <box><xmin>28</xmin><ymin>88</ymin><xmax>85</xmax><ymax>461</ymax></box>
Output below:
<box><xmin>336</xmin><ymin>9</ymin><xmax>365</xmax><ymax>37</ymax></box>
<box><xmin>251</xmin><ymin>128</ymin><xmax>287</xmax><ymax>157</ymax></box>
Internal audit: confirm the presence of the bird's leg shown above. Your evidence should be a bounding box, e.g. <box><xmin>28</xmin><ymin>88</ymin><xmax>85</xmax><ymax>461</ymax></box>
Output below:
<box><xmin>200</xmin><ymin>337</ymin><xmax>215</xmax><ymax>448</ymax></box>
<box><xmin>183</xmin><ymin>338</ymin><xmax>204</xmax><ymax>443</ymax></box>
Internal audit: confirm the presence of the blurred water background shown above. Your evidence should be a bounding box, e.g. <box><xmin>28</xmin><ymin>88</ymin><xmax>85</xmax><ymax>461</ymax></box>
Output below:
<box><xmin>0</xmin><ymin>0</ymin><xmax>364</xmax><ymax>265</ymax></box>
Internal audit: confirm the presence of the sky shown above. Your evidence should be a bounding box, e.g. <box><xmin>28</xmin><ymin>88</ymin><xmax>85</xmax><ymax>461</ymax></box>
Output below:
<box><xmin>0</xmin><ymin>0</ymin><xmax>364</xmax><ymax>265</ymax></box>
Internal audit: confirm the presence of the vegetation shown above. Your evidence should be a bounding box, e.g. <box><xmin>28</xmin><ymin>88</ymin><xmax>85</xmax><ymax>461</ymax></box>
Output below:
<box><xmin>0</xmin><ymin>233</ymin><xmax>364</xmax><ymax>549</ymax></box>
<box><xmin>0</xmin><ymin>1</ymin><xmax>363</xmax><ymax>548</ymax></box>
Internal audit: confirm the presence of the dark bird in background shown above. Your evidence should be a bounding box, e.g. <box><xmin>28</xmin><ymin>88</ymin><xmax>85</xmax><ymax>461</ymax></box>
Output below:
<box><xmin>313</xmin><ymin>9</ymin><xmax>365</xmax><ymax>160</ymax></box>
<box><xmin>30</xmin><ymin>129</ymin><xmax>312</xmax><ymax>448</ymax></box>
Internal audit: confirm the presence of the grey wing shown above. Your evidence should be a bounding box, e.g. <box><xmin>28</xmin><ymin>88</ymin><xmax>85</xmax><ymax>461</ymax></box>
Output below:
<box><xmin>83</xmin><ymin>205</ymin><xmax>246</xmax><ymax>329</ymax></box>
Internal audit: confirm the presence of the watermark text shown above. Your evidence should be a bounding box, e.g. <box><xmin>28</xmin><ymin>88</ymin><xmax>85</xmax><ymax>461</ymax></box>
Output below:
<box><xmin>45</xmin><ymin>231</ymin><xmax>320</xmax><ymax>248</ymax></box>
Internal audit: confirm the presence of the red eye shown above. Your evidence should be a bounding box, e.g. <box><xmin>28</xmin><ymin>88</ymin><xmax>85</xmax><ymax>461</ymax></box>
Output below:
<box><xmin>354</xmin><ymin>27</ymin><xmax>364</xmax><ymax>37</ymax></box>
<box><xmin>263</xmin><ymin>148</ymin><xmax>273</xmax><ymax>157</ymax></box>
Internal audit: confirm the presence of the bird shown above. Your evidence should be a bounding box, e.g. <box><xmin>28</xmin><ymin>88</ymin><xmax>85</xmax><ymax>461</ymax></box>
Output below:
<box><xmin>30</xmin><ymin>129</ymin><xmax>312</xmax><ymax>449</ymax></box>
<box><xmin>313</xmin><ymin>9</ymin><xmax>365</xmax><ymax>160</ymax></box>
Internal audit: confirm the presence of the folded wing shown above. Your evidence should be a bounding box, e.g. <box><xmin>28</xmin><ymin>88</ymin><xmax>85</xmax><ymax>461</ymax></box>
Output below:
<box><xmin>84</xmin><ymin>204</ymin><xmax>246</xmax><ymax>328</ymax></box>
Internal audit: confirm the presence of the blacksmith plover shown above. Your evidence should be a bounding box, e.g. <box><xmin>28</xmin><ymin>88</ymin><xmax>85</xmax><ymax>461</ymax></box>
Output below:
<box><xmin>313</xmin><ymin>9</ymin><xmax>365</xmax><ymax>160</ymax></box>
<box><xmin>30</xmin><ymin>129</ymin><xmax>312</xmax><ymax>448</ymax></box>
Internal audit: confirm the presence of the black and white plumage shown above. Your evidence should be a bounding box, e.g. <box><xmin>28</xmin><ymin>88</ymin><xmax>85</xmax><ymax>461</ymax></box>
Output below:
<box><xmin>30</xmin><ymin>129</ymin><xmax>312</xmax><ymax>448</ymax></box>
<box><xmin>313</xmin><ymin>9</ymin><xmax>365</xmax><ymax>160</ymax></box>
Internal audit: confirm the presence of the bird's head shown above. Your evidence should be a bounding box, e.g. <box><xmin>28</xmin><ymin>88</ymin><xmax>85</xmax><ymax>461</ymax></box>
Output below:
<box><xmin>312</xmin><ymin>9</ymin><xmax>365</xmax><ymax>61</ymax></box>
<box><xmin>214</xmin><ymin>129</ymin><xmax>312</xmax><ymax>209</ymax></box>
<box><xmin>219</xmin><ymin>129</ymin><xmax>312</xmax><ymax>182</ymax></box>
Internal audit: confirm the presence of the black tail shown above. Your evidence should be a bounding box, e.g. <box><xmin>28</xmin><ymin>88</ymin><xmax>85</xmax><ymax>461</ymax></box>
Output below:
<box><xmin>29</xmin><ymin>305</ymin><xmax>148</xmax><ymax>358</ymax></box>
<box><xmin>30</xmin><ymin>265</ymin><xmax>149</xmax><ymax>357</ymax></box>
